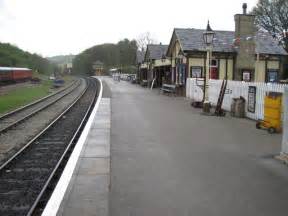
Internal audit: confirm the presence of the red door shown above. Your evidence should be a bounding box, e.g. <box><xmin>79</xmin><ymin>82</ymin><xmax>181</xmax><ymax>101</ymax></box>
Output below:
<box><xmin>210</xmin><ymin>67</ymin><xmax>218</xmax><ymax>79</ymax></box>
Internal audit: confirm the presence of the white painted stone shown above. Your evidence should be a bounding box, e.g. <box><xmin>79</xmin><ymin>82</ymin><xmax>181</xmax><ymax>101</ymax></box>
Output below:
<box><xmin>282</xmin><ymin>86</ymin><xmax>288</xmax><ymax>154</ymax></box>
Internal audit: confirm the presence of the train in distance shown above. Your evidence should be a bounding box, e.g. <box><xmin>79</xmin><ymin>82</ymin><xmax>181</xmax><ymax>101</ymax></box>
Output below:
<box><xmin>0</xmin><ymin>67</ymin><xmax>32</xmax><ymax>83</ymax></box>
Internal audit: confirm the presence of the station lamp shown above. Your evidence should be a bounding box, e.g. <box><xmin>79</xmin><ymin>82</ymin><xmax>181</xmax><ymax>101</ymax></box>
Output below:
<box><xmin>202</xmin><ymin>21</ymin><xmax>215</xmax><ymax>113</ymax></box>
<box><xmin>203</xmin><ymin>21</ymin><xmax>215</xmax><ymax>46</ymax></box>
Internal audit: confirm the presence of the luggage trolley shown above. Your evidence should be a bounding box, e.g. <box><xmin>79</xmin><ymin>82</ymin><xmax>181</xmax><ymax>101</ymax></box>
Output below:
<box><xmin>256</xmin><ymin>92</ymin><xmax>282</xmax><ymax>133</ymax></box>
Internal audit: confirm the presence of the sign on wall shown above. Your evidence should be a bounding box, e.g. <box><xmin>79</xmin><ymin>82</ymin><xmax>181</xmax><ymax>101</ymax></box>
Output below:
<box><xmin>248</xmin><ymin>86</ymin><xmax>256</xmax><ymax>113</ymax></box>
<box><xmin>242</xmin><ymin>70</ymin><xmax>251</xmax><ymax>82</ymax></box>
<box><xmin>190</xmin><ymin>67</ymin><xmax>202</xmax><ymax>78</ymax></box>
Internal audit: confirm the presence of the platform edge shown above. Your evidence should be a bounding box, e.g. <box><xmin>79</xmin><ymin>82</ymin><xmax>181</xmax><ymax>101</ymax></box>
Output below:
<box><xmin>42</xmin><ymin>77</ymin><xmax>103</xmax><ymax>216</ymax></box>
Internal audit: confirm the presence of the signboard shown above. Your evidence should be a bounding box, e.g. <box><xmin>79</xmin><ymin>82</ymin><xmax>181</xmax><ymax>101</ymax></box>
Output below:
<box><xmin>225</xmin><ymin>89</ymin><xmax>232</xmax><ymax>94</ymax></box>
<box><xmin>191</xmin><ymin>67</ymin><xmax>202</xmax><ymax>78</ymax></box>
<box><xmin>248</xmin><ymin>86</ymin><xmax>256</xmax><ymax>113</ymax></box>
<box><xmin>242</xmin><ymin>71</ymin><xmax>251</xmax><ymax>82</ymax></box>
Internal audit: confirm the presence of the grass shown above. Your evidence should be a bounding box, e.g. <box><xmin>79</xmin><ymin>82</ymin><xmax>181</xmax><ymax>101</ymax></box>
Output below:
<box><xmin>0</xmin><ymin>79</ymin><xmax>53</xmax><ymax>114</ymax></box>
<box><xmin>0</xmin><ymin>75</ymin><xmax>75</xmax><ymax>115</ymax></box>
<box><xmin>63</xmin><ymin>75</ymin><xmax>74</xmax><ymax>83</ymax></box>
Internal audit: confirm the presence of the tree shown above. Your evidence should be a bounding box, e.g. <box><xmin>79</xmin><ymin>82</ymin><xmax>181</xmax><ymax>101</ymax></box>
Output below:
<box><xmin>253</xmin><ymin>0</ymin><xmax>288</xmax><ymax>51</ymax></box>
<box><xmin>72</xmin><ymin>39</ymin><xmax>138</xmax><ymax>75</ymax></box>
<box><xmin>117</xmin><ymin>39</ymin><xmax>138</xmax><ymax>66</ymax></box>
<box><xmin>0</xmin><ymin>42</ymin><xmax>55</xmax><ymax>74</ymax></box>
<box><xmin>136</xmin><ymin>32</ymin><xmax>157</xmax><ymax>51</ymax></box>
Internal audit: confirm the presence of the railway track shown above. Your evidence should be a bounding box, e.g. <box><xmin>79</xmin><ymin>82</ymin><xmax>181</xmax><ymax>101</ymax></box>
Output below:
<box><xmin>0</xmin><ymin>77</ymin><xmax>99</xmax><ymax>216</ymax></box>
<box><xmin>0</xmin><ymin>78</ymin><xmax>86</xmax><ymax>166</ymax></box>
<box><xmin>0</xmin><ymin>79</ymin><xmax>80</xmax><ymax>134</ymax></box>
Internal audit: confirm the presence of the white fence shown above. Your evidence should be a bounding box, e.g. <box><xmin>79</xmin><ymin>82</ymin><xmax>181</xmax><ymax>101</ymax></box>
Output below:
<box><xmin>186</xmin><ymin>78</ymin><xmax>287</xmax><ymax>120</ymax></box>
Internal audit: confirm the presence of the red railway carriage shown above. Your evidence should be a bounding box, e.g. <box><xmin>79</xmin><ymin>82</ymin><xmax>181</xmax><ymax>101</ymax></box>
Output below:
<box><xmin>11</xmin><ymin>68</ymin><xmax>32</xmax><ymax>80</ymax></box>
<box><xmin>0</xmin><ymin>67</ymin><xmax>32</xmax><ymax>82</ymax></box>
<box><xmin>0</xmin><ymin>70</ymin><xmax>12</xmax><ymax>82</ymax></box>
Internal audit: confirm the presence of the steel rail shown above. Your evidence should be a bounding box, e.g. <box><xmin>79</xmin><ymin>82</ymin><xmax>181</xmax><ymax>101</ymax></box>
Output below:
<box><xmin>0</xmin><ymin>79</ymin><xmax>87</xmax><ymax>171</ymax></box>
<box><xmin>28</xmin><ymin>78</ymin><xmax>99</xmax><ymax>215</ymax></box>
<box><xmin>0</xmin><ymin>79</ymin><xmax>77</xmax><ymax>120</ymax></box>
<box><xmin>0</xmin><ymin>77</ymin><xmax>99</xmax><ymax>216</ymax></box>
<box><xmin>0</xmin><ymin>79</ymin><xmax>81</xmax><ymax>134</ymax></box>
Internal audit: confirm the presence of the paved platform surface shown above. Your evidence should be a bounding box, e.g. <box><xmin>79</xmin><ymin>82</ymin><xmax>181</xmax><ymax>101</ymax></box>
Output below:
<box><xmin>57</xmin><ymin>97</ymin><xmax>111</xmax><ymax>216</ymax></box>
<box><xmin>104</xmin><ymin>78</ymin><xmax>288</xmax><ymax>216</ymax></box>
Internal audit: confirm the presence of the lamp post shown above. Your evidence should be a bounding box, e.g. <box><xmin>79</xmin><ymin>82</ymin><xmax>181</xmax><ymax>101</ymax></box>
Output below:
<box><xmin>202</xmin><ymin>21</ymin><xmax>215</xmax><ymax>113</ymax></box>
<box><xmin>150</xmin><ymin>58</ymin><xmax>154</xmax><ymax>82</ymax></box>
<box><xmin>161</xmin><ymin>55</ymin><xmax>166</xmax><ymax>85</ymax></box>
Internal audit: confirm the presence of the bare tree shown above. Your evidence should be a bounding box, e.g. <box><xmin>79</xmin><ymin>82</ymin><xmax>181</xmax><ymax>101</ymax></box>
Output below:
<box><xmin>136</xmin><ymin>32</ymin><xmax>158</xmax><ymax>51</ymax></box>
<box><xmin>252</xmin><ymin>0</ymin><xmax>288</xmax><ymax>51</ymax></box>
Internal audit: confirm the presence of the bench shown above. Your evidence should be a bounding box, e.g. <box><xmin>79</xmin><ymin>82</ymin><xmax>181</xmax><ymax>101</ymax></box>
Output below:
<box><xmin>160</xmin><ymin>84</ymin><xmax>176</xmax><ymax>96</ymax></box>
<box><xmin>141</xmin><ymin>80</ymin><xmax>148</xmax><ymax>87</ymax></box>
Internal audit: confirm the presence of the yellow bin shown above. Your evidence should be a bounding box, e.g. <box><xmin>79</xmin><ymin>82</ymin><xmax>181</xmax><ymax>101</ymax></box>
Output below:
<box><xmin>256</xmin><ymin>92</ymin><xmax>282</xmax><ymax>133</ymax></box>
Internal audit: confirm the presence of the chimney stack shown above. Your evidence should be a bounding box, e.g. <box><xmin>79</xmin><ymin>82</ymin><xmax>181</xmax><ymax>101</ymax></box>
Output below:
<box><xmin>243</xmin><ymin>3</ymin><xmax>247</xmax><ymax>14</ymax></box>
<box><xmin>234</xmin><ymin>3</ymin><xmax>256</xmax><ymax>81</ymax></box>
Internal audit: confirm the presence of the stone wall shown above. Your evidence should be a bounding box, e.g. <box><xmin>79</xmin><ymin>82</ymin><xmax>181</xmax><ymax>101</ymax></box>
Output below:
<box><xmin>234</xmin><ymin>13</ymin><xmax>256</xmax><ymax>81</ymax></box>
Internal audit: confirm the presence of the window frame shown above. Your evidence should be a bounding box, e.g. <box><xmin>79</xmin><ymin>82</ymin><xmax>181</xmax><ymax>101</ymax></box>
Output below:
<box><xmin>266</xmin><ymin>69</ymin><xmax>279</xmax><ymax>83</ymax></box>
<box><xmin>190</xmin><ymin>66</ymin><xmax>203</xmax><ymax>78</ymax></box>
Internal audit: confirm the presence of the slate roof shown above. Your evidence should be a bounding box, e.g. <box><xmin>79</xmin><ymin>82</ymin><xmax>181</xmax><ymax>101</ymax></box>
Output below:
<box><xmin>136</xmin><ymin>50</ymin><xmax>145</xmax><ymax>64</ymax></box>
<box><xmin>147</xmin><ymin>44</ymin><xmax>168</xmax><ymax>60</ymax></box>
<box><xmin>175</xmin><ymin>28</ymin><xmax>235</xmax><ymax>53</ymax></box>
<box><xmin>174</xmin><ymin>28</ymin><xmax>287</xmax><ymax>55</ymax></box>
<box><xmin>255</xmin><ymin>31</ymin><xmax>287</xmax><ymax>55</ymax></box>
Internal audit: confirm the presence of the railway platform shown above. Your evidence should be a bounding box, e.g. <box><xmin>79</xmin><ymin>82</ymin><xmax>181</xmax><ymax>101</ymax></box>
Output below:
<box><xmin>43</xmin><ymin>76</ymin><xmax>288</xmax><ymax>216</ymax></box>
<box><xmin>58</xmin><ymin>98</ymin><xmax>110</xmax><ymax>216</ymax></box>
<box><xmin>105</xmin><ymin>77</ymin><xmax>288</xmax><ymax>216</ymax></box>
<box><xmin>42</xmin><ymin>78</ymin><xmax>111</xmax><ymax>216</ymax></box>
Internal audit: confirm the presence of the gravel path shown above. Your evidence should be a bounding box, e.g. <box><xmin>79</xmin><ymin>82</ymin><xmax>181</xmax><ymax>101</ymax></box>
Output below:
<box><xmin>0</xmin><ymin>78</ymin><xmax>87</xmax><ymax>165</ymax></box>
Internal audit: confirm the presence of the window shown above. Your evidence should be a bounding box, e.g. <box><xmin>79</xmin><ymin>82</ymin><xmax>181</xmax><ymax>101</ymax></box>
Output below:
<box><xmin>266</xmin><ymin>69</ymin><xmax>278</xmax><ymax>83</ymax></box>
<box><xmin>190</xmin><ymin>66</ymin><xmax>203</xmax><ymax>78</ymax></box>
<box><xmin>211</xmin><ymin>59</ymin><xmax>218</xmax><ymax>67</ymax></box>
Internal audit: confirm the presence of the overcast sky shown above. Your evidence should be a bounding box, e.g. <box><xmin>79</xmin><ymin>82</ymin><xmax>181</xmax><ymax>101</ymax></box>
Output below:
<box><xmin>0</xmin><ymin>0</ymin><xmax>258</xmax><ymax>57</ymax></box>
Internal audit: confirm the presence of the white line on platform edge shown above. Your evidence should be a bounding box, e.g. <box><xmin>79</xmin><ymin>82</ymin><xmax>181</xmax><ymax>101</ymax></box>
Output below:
<box><xmin>42</xmin><ymin>77</ymin><xmax>103</xmax><ymax>216</ymax></box>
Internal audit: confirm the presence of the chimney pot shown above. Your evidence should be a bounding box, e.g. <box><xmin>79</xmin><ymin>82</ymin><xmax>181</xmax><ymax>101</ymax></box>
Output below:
<box><xmin>243</xmin><ymin>3</ymin><xmax>247</xmax><ymax>14</ymax></box>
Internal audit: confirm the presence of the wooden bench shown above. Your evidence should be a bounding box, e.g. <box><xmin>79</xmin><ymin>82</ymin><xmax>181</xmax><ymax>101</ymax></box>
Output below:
<box><xmin>141</xmin><ymin>80</ymin><xmax>148</xmax><ymax>87</ymax></box>
<box><xmin>160</xmin><ymin>84</ymin><xmax>176</xmax><ymax>96</ymax></box>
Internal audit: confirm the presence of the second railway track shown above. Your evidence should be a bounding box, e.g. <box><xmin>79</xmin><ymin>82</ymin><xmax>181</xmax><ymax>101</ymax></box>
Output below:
<box><xmin>0</xmin><ymin>79</ymin><xmax>81</xmax><ymax>133</ymax></box>
<box><xmin>0</xmin><ymin>78</ymin><xmax>87</xmax><ymax>166</ymax></box>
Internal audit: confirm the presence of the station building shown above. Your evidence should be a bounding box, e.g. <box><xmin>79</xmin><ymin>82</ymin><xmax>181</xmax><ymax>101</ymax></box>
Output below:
<box><xmin>93</xmin><ymin>60</ymin><xmax>104</xmax><ymax>76</ymax></box>
<box><xmin>166</xmin><ymin>4</ymin><xmax>287</xmax><ymax>91</ymax></box>
<box><xmin>141</xmin><ymin>44</ymin><xmax>171</xmax><ymax>87</ymax></box>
